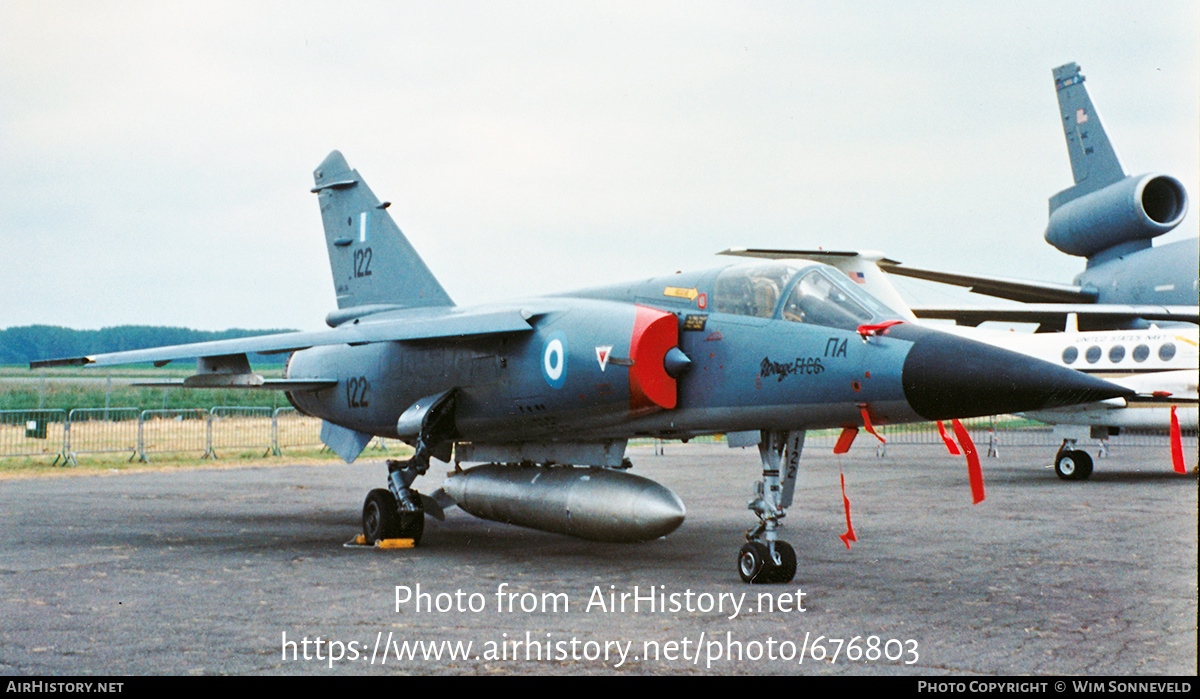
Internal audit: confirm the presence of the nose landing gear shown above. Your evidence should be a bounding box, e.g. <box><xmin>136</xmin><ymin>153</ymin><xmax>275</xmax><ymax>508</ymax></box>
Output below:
<box><xmin>739</xmin><ymin>430</ymin><xmax>805</xmax><ymax>584</ymax></box>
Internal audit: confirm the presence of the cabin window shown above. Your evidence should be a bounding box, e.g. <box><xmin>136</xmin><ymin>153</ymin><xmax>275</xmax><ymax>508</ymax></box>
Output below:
<box><xmin>1159</xmin><ymin>343</ymin><xmax>1177</xmax><ymax>361</ymax></box>
<box><xmin>1085</xmin><ymin>346</ymin><xmax>1101</xmax><ymax>364</ymax></box>
<box><xmin>1108</xmin><ymin>345</ymin><xmax>1125</xmax><ymax>363</ymax></box>
<box><xmin>1062</xmin><ymin>347</ymin><xmax>1078</xmax><ymax>364</ymax></box>
<box><xmin>712</xmin><ymin>263</ymin><xmax>795</xmax><ymax>318</ymax></box>
<box><xmin>711</xmin><ymin>262</ymin><xmax>894</xmax><ymax>330</ymax></box>
<box><xmin>1132</xmin><ymin>344</ymin><xmax>1150</xmax><ymax>362</ymax></box>
<box><xmin>779</xmin><ymin>271</ymin><xmax>874</xmax><ymax>330</ymax></box>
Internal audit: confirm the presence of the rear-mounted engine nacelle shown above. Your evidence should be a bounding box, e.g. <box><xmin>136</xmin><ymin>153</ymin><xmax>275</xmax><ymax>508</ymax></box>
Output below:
<box><xmin>1045</xmin><ymin>173</ymin><xmax>1187</xmax><ymax>257</ymax></box>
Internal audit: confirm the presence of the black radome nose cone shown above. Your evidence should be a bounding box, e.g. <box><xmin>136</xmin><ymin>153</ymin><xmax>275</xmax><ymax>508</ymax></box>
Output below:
<box><xmin>893</xmin><ymin>325</ymin><xmax>1133</xmax><ymax>421</ymax></box>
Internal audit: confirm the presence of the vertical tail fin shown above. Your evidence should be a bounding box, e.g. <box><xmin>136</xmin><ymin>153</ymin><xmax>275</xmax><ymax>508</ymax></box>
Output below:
<box><xmin>1044</xmin><ymin>65</ymin><xmax>1187</xmax><ymax>262</ymax></box>
<box><xmin>312</xmin><ymin>151</ymin><xmax>454</xmax><ymax>319</ymax></box>
<box><xmin>1050</xmin><ymin>63</ymin><xmax>1125</xmax><ymax>208</ymax></box>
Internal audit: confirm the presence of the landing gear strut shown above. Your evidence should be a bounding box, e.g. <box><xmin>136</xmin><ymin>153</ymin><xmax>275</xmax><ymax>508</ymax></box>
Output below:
<box><xmin>360</xmin><ymin>390</ymin><xmax>458</xmax><ymax>545</ymax></box>
<box><xmin>740</xmin><ymin>430</ymin><xmax>804</xmax><ymax>583</ymax></box>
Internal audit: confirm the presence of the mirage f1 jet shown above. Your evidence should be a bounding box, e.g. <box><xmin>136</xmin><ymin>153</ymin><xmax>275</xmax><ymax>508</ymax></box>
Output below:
<box><xmin>32</xmin><ymin>152</ymin><xmax>1130</xmax><ymax>584</ymax></box>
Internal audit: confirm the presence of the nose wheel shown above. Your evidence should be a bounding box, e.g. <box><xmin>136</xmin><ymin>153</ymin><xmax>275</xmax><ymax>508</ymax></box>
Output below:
<box><xmin>738</xmin><ymin>540</ymin><xmax>797</xmax><ymax>584</ymax></box>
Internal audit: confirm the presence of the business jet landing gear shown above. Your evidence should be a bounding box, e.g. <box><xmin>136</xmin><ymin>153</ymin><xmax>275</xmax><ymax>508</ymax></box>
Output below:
<box><xmin>1054</xmin><ymin>441</ymin><xmax>1094</xmax><ymax>481</ymax></box>
<box><xmin>740</xmin><ymin>430</ymin><xmax>805</xmax><ymax>583</ymax></box>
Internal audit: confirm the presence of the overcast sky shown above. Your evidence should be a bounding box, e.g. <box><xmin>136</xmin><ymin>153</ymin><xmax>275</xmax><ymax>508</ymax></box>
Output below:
<box><xmin>2</xmin><ymin>1</ymin><xmax>1197</xmax><ymax>332</ymax></box>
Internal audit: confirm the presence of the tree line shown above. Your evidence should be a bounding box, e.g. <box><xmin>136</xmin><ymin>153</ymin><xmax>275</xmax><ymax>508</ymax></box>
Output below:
<box><xmin>1</xmin><ymin>325</ymin><xmax>298</xmax><ymax>366</ymax></box>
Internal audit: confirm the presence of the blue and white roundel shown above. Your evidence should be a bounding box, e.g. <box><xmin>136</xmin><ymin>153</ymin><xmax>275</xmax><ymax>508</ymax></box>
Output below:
<box><xmin>542</xmin><ymin>333</ymin><xmax>567</xmax><ymax>388</ymax></box>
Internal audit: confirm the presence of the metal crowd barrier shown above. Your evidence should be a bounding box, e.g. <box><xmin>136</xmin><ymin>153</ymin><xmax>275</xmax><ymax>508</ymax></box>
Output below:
<box><xmin>273</xmin><ymin>407</ymin><xmax>323</xmax><ymax>455</ymax></box>
<box><xmin>2</xmin><ymin>406</ymin><xmax>334</xmax><ymax>465</ymax></box>
<box><xmin>0</xmin><ymin>409</ymin><xmax>69</xmax><ymax>464</ymax></box>
<box><xmin>138</xmin><ymin>408</ymin><xmax>213</xmax><ymax>460</ymax></box>
<box><xmin>210</xmin><ymin>406</ymin><xmax>274</xmax><ymax>458</ymax></box>
<box><xmin>67</xmin><ymin>407</ymin><xmax>140</xmax><ymax>465</ymax></box>
<box><xmin>1</xmin><ymin>407</ymin><xmax>1194</xmax><ymax>466</ymax></box>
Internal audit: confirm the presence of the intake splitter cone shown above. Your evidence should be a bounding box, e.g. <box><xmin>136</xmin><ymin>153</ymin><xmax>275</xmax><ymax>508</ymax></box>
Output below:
<box><xmin>891</xmin><ymin>324</ymin><xmax>1134</xmax><ymax>421</ymax></box>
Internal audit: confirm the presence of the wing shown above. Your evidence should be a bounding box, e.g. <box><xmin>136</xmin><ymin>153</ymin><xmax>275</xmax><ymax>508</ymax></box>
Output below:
<box><xmin>31</xmin><ymin>306</ymin><xmax>541</xmax><ymax>388</ymax></box>
<box><xmin>880</xmin><ymin>263</ymin><xmax>1097</xmax><ymax>304</ymax></box>
<box><xmin>911</xmin><ymin>303</ymin><xmax>1199</xmax><ymax>328</ymax></box>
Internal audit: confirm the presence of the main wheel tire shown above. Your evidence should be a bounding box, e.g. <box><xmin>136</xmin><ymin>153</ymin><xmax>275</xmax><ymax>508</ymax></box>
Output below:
<box><xmin>1055</xmin><ymin>450</ymin><xmax>1094</xmax><ymax>481</ymax></box>
<box><xmin>363</xmin><ymin>488</ymin><xmax>402</xmax><ymax>542</ymax></box>
<box><xmin>765</xmin><ymin>541</ymin><xmax>797</xmax><ymax>584</ymax></box>
<box><xmin>1069</xmin><ymin>450</ymin><xmax>1093</xmax><ymax>480</ymax></box>
<box><xmin>738</xmin><ymin>541</ymin><xmax>770</xmax><ymax>583</ymax></box>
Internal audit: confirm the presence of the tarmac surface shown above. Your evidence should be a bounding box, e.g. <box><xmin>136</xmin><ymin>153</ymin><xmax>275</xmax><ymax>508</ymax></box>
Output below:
<box><xmin>1</xmin><ymin>440</ymin><xmax>1195</xmax><ymax>676</ymax></box>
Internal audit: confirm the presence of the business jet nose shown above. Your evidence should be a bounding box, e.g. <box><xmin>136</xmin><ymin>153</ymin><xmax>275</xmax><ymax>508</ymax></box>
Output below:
<box><xmin>888</xmin><ymin>324</ymin><xmax>1133</xmax><ymax>421</ymax></box>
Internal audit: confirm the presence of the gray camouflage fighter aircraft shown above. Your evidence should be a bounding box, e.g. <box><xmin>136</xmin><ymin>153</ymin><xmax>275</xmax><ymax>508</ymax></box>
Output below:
<box><xmin>884</xmin><ymin>62</ymin><xmax>1197</xmax><ymax>332</ymax></box>
<box><xmin>32</xmin><ymin>151</ymin><xmax>1132</xmax><ymax>583</ymax></box>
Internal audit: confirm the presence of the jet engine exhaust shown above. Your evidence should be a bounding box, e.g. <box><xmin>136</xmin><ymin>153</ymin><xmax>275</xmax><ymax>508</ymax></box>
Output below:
<box><xmin>440</xmin><ymin>464</ymin><xmax>686</xmax><ymax>543</ymax></box>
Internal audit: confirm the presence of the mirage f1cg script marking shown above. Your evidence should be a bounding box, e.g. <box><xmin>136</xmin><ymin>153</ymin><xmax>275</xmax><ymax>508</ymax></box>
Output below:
<box><xmin>32</xmin><ymin>151</ymin><xmax>1131</xmax><ymax>584</ymax></box>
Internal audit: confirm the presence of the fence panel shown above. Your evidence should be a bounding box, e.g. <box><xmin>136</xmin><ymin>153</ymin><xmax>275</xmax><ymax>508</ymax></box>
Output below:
<box><xmin>769</xmin><ymin>416</ymin><xmax>1195</xmax><ymax>454</ymax></box>
<box><xmin>273</xmin><ymin>407</ymin><xmax>323</xmax><ymax>454</ymax></box>
<box><xmin>367</xmin><ymin>436</ymin><xmax>410</xmax><ymax>454</ymax></box>
<box><xmin>210</xmin><ymin>407</ymin><xmax>274</xmax><ymax>457</ymax></box>
<box><xmin>138</xmin><ymin>409</ymin><xmax>212</xmax><ymax>460</ymax></box>
<box><xmin>0</xmin><ymin>409</ymin><xmax>68</xmax><ymax>462</ymax></box>
<box><xmin>67</xmin><ymin>408</ymin><xmax>140</xmax><ymax>462</ymax></box>
<box><xmin>2</xmin><ymin>406</ymin><xmax>1194</xmax><ymax>465</ymax></box>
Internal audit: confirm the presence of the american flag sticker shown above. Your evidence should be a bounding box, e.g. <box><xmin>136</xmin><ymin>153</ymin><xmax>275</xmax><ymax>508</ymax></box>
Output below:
<box><xmin>1076</xmin><ymin>108</ymin><xmax>1088</xmax><ymax>124</ymax></box>
<box><xmin>850</xmin><ymin>271</ymin><xmax>866</xmax><ymax>284</ymax></box>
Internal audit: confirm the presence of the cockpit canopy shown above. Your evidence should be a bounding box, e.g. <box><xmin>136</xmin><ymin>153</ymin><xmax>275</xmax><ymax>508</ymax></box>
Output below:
<box><xmin>711</xmin><ymin>262</ymin><xmax>898</xmax><ymax>330</ymax></box>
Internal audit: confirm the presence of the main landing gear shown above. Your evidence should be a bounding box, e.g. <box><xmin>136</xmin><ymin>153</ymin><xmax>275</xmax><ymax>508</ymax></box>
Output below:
<box><xmin>740</xmin><ymin>430</ymin><xmax>805</xmax><ymax>584</ymax></box>
<box><xmin>361</xmin><ymin>455</ymin><xmax>428</xmax><ymax>544</ymax></box>
<box><xmin>1054</xmin><ymin>440</ymin><xmax>1094</xmax><ymax>481</ymax></box>
<box><xmin>361</xmin><ymin>392</ymin><xmax>457</xmax><ymax>545</ymax></box>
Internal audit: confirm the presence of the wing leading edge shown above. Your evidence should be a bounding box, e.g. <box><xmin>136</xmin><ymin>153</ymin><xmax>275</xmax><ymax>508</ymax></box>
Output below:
<box><xmin>30</xmin><ymin>307</ymin><xmax>540</xmax><ymax>385</ymax></box>
<box><xmin>877</xmin><ymin>263</ymin><xmax>1097</xmax><ymax>304</ymax></box>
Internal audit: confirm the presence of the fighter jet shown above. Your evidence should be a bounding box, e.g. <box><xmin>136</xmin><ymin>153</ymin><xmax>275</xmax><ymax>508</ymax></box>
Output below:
<box><xmin>882</xmin><ymin>62</ymin><xmax>1198</xmax><ymax>331</ymax></box>
<box><xmin>32</xmin><ymin>151</ymin><xmax>1130</xmax><ymax>584</ymax></box>
<box><xmin>720</xmin><ymin>248</ymin><xmax>1197</xmax><ymax>481</ymax></box>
